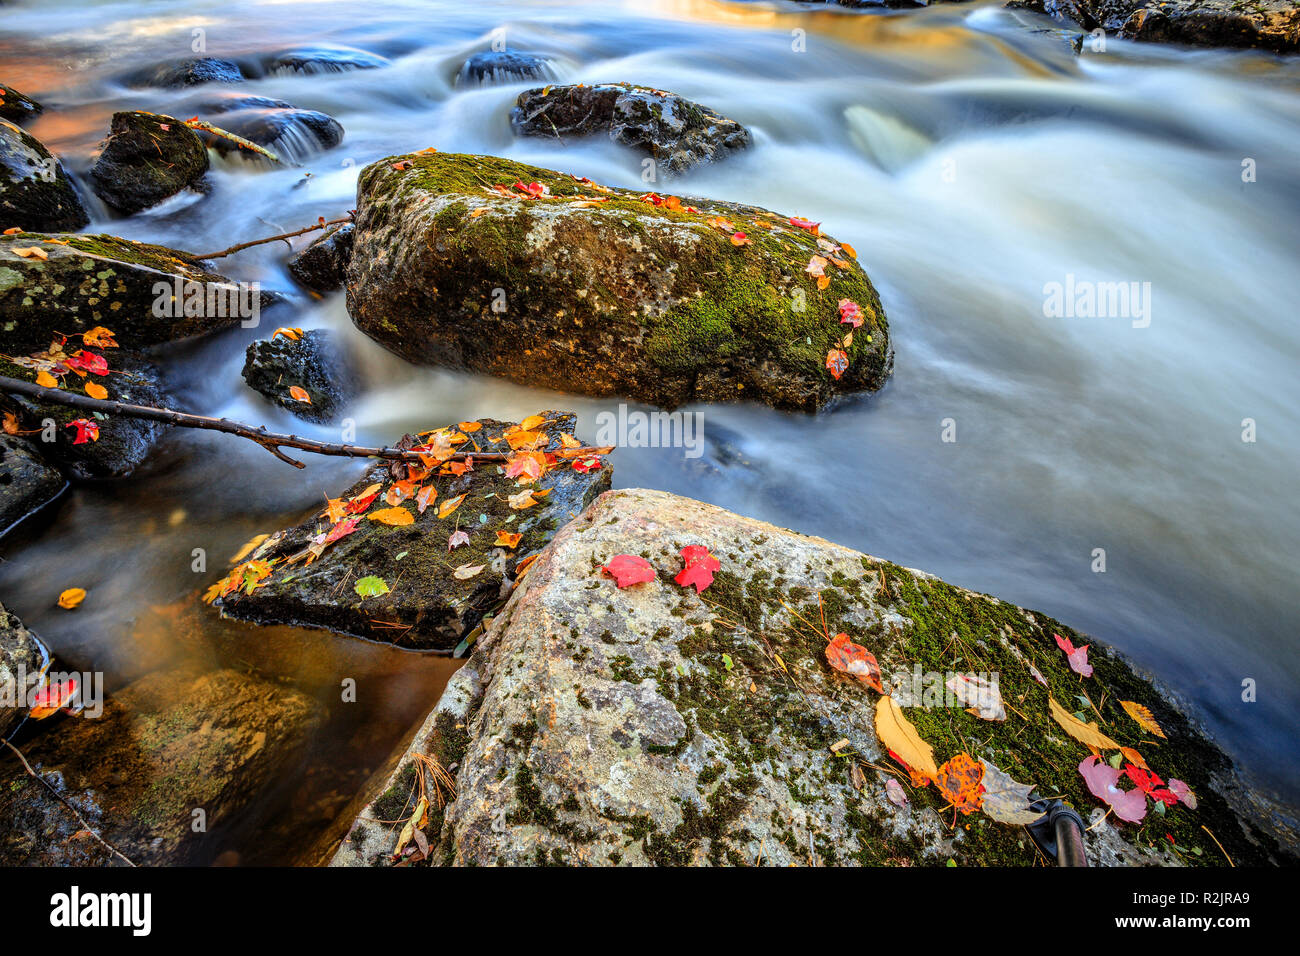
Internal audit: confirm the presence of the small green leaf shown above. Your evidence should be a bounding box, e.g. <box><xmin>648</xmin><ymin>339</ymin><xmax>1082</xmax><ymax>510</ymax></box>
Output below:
<box><xmin>1108</xmin><ymin>752</ymin><xmax>1123</xmax><ymax>769</ymax></box>
<box><xmin>354</xmin><ymin>575</ymin><xmax>390</xmax><ymax>598</ymax></box>
<box><xmin>946</xmin><ymin>858</ymin><xmax>957</xmax><ymax>868</ymax></box>
<box><xmin>722</xmin><ymin>653</ymin><xmax>733</xmax><ymax>672</ymax></box>
<box><xmin>394</xmin><ymin>551</ymin><xmax>409</xmax><ymax>561</ymax></box>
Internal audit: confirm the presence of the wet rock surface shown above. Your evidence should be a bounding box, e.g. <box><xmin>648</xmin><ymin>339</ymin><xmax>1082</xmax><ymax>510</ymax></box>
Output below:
<box><xmin>287</xmin><ymin>222</ymin><xmax>353</xmax><ymax>292</ymax></box>
<box><xmin>266</xmin><ymin>45</ymin><xmax>391</xmax><ymax>75</ymax></box>
<box><xmin>0</xmin><ymin>435</ymin><xmax>66</xmax><ymax>537</ymax></box>
<box><xmin>0</xmin><ymin>602</ymin><xmax>47</xmax><ymax>741</ymax></box>
<box><xmin>456</xmin><ymin>50</ymin><xmax>554</xmax><ymax>86</ymax></box>
<box><xmin>89</xmin><ymin>111</ymin><xmax>210</xmax><ymax>214</ymax></box>
<box><xmin>0</xmin><ymin>666</ymin><xmax>323</xmax><ymax>865</ymax></box>
<box><xmin>511</xmin><ymin>83</ymin><xmax>751</xmax><ymax>176</ymax></box>
<box><xmin>0</xmin><ymin>83</ymin><xmax>43</xmax><ymax>125</ymax></box>
<box><xmin>332</xmin><ymin>489</ymin><xmax>1290</xmax><ymax>867</ymax></box>
<box><xmin>197</xmin><ymin>106</ymin><xmax>344</xmax><ymax>163</ymax></box>
<box><xmin>0</xmin><ymin>350</ymin><xmax>168</xmax><ymax>480</ymax></box>
<box><xmin>347</xmin><ymin>151</ymin><xmax>890</xmax><ymax>412</ymax></box>
<box><xmin>242</xmin><ymin>328</ymin><xmax>356</xmax><ymax>422</ymax></box>
<box><xmin>1007</xmin><ymin>0</ymin><xmax>1300</xmax><ymax>51</ymax></box>
<box><xmin>0</xmin><ymin>232</ymin><xmax>262</xmax><ymax>353</ymax></box>
<box><xmin>125</xmin><ymin>56</ymin><xmax>246</xmax><ymax>89</ymax></box>
<box><xmin>211</xmin><ymin>412</ymin><xmax>612</xmax><ymax>651</ymax></box>
<box><xmin>0</xmin><ymin>120</ymin><xmax>88</xmax><ymax>233</ymax></box>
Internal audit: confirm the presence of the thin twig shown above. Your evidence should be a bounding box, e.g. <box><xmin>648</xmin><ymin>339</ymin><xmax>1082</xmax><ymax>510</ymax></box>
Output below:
<box><xmin>0</xmin><ymin>375</ymin><xmax>612</xmax><ymax>470</ymax></box>
<box><xmin>2</xmin><ymin>739</ymin><xmax>137</xmax><ymax>867</ymax></box>
<box><xmin>188</xmin><ymin>214</ymin><xmax>352</xmax><ymax>262</ymax></box>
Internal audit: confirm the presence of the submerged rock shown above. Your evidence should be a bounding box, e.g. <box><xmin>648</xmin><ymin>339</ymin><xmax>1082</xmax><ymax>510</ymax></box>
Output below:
<box><xmin>211</xmin><ymin>412</ymin><xmax>611</xmax><ymax>650</ymax></box>
<box><xmin>511</xmin><ymin>83</ymin><xmax>751</xmax><ymax>176</ymax></box>
<box><xmin>0</xmin><ymin>350</ymin><xmax>168</xmax><ymax>480</ymax></box>
<box><xmin>0</xmin><ymin>120</ymin><xmax>88</xmax><ymax>233</ymax></box>
<box><xmin>1006</xmin><ymin>0</ymin><xmax>1300</xmax><ymax>52</ymax></box>
<box><xmin>0</xmin><ymin>83</ymin><xmax>43</xmax><ymax>125</ymax></box>
<box><xmin>456</xmin><ymin>50</ymin><xmax>554</xmax><ymax>87</ymax></box>
<box><xmin>333</xmin><ymin>488</ymin><xmax>1291</xmax><ymax>867</ymax></box>
<box><xmin>0</xmin><ymin>435</ymin><xmax>66</xmax><ymax>537</ymax></box>
<box><xmin>0</xmin><ymin>603</ymin><xmax>48</xmax><ymax>741</ymax></box>
<box><xmin>0</xmin><ymin>666</ymin><xmax>322</xmax><ymax>865</ymax></box>
<box><xmin>346</xmin><ymin>151</ymin><xmax>890</xmax><ymax>412</ymax></box>
<box><xmin>266</xmin><ymin>46</ymin><xmax>390</xmax><ymax>75</ymax></box>
<box><xmin>89</xmin><ymin>111</ymin><xmax>209</xmax><ymax>214</ymax></box>
<box><xmin>287</xmin><ymin>222</ymin><xmax>353</xmax><ymax>292</ymax></box>
<box><xmin>124</xmin><ymin>56</ymin><xmax>246</xmax><ymax>89</ymax></box>
<box><xmin>0</xmin><ymin>232</ymin><xmax>264</xmax><ymax>353</ymax></box>
<box><xmin>241</xmin><ymin>328</ymin><xmax>356</xmax><ymax>422</ymax></box>
<box><xmin>198</xmin><ymin>106</ymin><xmax>344</xmax><ymax>163</ymax></box>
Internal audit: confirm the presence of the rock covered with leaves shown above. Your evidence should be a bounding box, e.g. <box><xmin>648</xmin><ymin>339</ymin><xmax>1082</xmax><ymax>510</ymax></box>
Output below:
<box><xmin>89</xmin><ymin>111</ymin><xmax>210</xmax><ymax>214</ymax></box>
<box><xmin>0</xmin><ymin>120</ymin><xmax>87</xmax><ymax>233</ymax></box>
<box><xmin>0</xmin><ymin>602</ymin><xmax>47</xmax><ymax>740</ymax></box>
<box><xmin>511</xmin><ymin>83</ymin><xmax>750</xmax><ymax>176</ymax></box>
<box><xmin>347</xmin><ymin>151</ymin><xmax>890</xmax><ymax>412</ymax></box>
<box><xmin>0</xmin><ymin>666</ymin><xmax>322</xmax><ymax>865</ymax></box>
<box><xmin>332</xmin><ymin>489</ymin><xmax>1290</xmax><ymax>867</ymax></box>
<box><xmin>209</xmin><ymin>412</ymin><xmax>612</xmax><ymax>651</ymax></box>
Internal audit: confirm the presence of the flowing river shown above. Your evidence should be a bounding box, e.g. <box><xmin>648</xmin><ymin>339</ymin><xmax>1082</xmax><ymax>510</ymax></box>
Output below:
<box><xmin>1</xmin><ymin>0</ymin><xmax>1297</xmax><ymax>862</ymax></box>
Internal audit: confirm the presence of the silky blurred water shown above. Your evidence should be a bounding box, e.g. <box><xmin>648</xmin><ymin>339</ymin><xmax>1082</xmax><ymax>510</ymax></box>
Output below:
<box><xmin>1</xmin><ymin>0</ymin><xmax>1297</xmax><ymax>858</ymax></box>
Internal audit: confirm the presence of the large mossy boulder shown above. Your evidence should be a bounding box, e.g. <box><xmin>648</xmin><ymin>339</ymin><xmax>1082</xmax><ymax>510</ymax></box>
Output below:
<box><xmin>0</xmin><ymin>435</ymin><xmax>66</xmax><ymax>536</ymax></box>
<box><xmin>211</xmin><ymin>412</ymin><xmax>612</xmax><ymax>650</ymax></box>
<box><xmin>0</xmin><ymin>603</ymin><xmax>48</xmax><ymax>741</ymax></box>
<box><xmin>0</xmin><ymin>233</ymin><xmax>261</xmax><ymax>353</ymax></box>
<box><xmin>511</xmin><ymin>84</ymin><xmax>751</xmax><ymax>176</ymax></box>
<box><xmin>0</xmin><ymin>120</ymin><xmax>88</xmax><ymax>233</ymax></box>
<box><xmin>90</xmin><ymin>111</ymin><xmax>209</xmax><ymax>214</ymax></box>
<box><xmin>346</xmin><ymin>152</ymin><xmax>890</xmax><ymax>412</ymax></box>
<box><xmin>332</xmin><ymin>489</ymin><xmax>1290</xmax><ymax>867</ymax></box>
<box><xmin>0</xmin><ymin>666</ymin><xmax>322</xmax><ymax>865</ymax></box>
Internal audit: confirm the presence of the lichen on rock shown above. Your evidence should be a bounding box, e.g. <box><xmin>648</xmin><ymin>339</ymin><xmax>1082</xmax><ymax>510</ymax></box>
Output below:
<box><xmin>346</xmin><ymin>151</ymin><xmax>891</xmax><ymax>412</ymax></box>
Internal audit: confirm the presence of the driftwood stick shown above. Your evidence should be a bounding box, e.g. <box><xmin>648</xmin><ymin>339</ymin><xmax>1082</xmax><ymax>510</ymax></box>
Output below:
<box><xmin>0</xmin><ymin>375</ymin><xmax>610</xmax><ymax>470</ymax></box>
<box><xmin>188</xmin><ymin>214</ymin><xmax>353</xmax><ymax>262</ymax></box>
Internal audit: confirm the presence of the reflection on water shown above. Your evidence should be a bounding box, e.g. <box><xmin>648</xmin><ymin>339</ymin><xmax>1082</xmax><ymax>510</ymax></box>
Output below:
<box><xmin>1</xmin><ymin>0</ymin><xmax>1298</xmax><ymax>860</ymax></box>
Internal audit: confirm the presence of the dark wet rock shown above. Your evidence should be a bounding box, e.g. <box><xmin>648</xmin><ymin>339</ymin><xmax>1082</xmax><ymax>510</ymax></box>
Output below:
<box><xmin>0</xmin><ymin>83</ymin><xmax>43</xmax><ymax>125</ymax></box>
<box><xmin>195</xmin><ymin>93</ymin><xmax>295</xmax><ymax>115</ymax></box>
<box><xmin>0</xmin><ymin>232</ymin><xmax>267</xmax><ymax>353</ymax></box>
<box><xmin>287</xmin><ymin>222</ymin><xmax>353</xmax><ymax>292</ymax></box>
<box><xmin>0</xmin><ymin>666</ymin><xmax>323</xmax><ymax>865</ymax></box>
<box><xmin>511</xmin><ymin>83</ymin><xmax>751</xmax><ymax>177</ymax></box>
<box><xmin>0</xmin><ymin>120</ymin><xmax>88</xmax><ymax>233</ymax></box>
<box><xmin>266</xmin><ymin>45</ymin><xmax>390</xmax><ymax>75</ymax></box>
<box><xmin>197</xmin><ymin>107</ymin><xmax>344</xmax><ymax>163</ymax></box>
<box><xmin>212</xmin><ymin>412</ymin><xmax>612</xmax><ymax>651</ymax></box>
<box><xmin>0</xmin><ymin>350</ymin><xmax>168</xmax><ymax>480</ymax></box>
<box><xmin>1</xmin><ymin>603</ymin><xmax>48</xmax><ymax>741</ymax></box>
<box><xmin>1007</xmin><ymin>0</ymin><xmax>1300</xmax><ymax>52</ymax></box>
<box><xmin>456</xmin><ymin>50</ymin><xmax>554</xmax><ymax>87</ymax></box>
<box><xmin>346</xmin><ymin>151</ymin><xmax>890</xmax><ymax>413</ymax></box>
<box><xmin>241</xmin><ymin>328</ymin><xmax>356</xmax><ymax>423</ymax></box>
<box><xmin>89</xmin><ymin>111</ymin><xmax>209</xmax><ymax>214</ymax></box>
<box><xmin>332</xmin><ymin>488</ymin><xmax>1294</xmax><ymax>868</ymax></box>
<box><xmin>0</xmin><ymin>435</ymin><xmax>66</xmax><ymax>538</ymax></box>
<box><xmin>124</xmin><ymin>56</ymin><xmax>245</xmax><ymax>89</ymax></box>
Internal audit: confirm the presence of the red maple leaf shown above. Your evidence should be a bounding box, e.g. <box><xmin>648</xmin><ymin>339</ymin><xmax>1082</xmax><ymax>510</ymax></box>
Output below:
<box><xmin>63</xmin><ymin>350</ymin><xmax>109</xmax><ymax>376</ymax></box>
<box><xmin>1123</xmin><ymin>764</ymin><xmax>1164</xmax><ymax>796</ymax></box>
<box><xmin>673</xmin><ymin>545</ymin><xmax>720</xmax><ymax>593</ymax></box>
<box><xmin>65</xmin><ymin>419</ymin><xmax>99</xmax><ymax>444</ymax></box>
<box><xmin>838</xmin><ymin>299</ymin><xmax>864</xmax><ymax>328</ymax></box>
<box><xmin>602</xmin><ymin>554</ymin><xmax>656</xmax><ymax>588</ymax></box>
<box><xmin>572</xmin><ymin>456</ymin><xmax>602</xmax><ymax>473</ymax></box>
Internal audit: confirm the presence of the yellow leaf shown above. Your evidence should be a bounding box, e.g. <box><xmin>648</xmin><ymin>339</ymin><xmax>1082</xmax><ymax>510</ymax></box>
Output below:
<box><xmin>457</xmin><ymin>421</ymin><xmax>482</xmax><ymax>432</ymax></box>
<box><xmin>1120</xmin><ymin>700</ymin><xmax>1167</xmax><ymax>739</ymax></box>
<box><xmin>494</xmin><ymin>531</ymin><xmax>522</xmax><ymax>548</ymax></box>
<box><xmin>288</xmin><ymin>385</ymin><xmax>311</xmax><ymax>404</ymax></box>
<box><xmin>469</xmin><ymin>208</ymin><xmax>488</xmax><ymax>218</ymax></box>
<box><xmin>520</xmin><ymin>414</ymin><xmax>547</xmax><ymax>431</ymax></box>
<box><xmin>368</xmin><ymin>507</ymin><xmax>414</xmax><ymax>526</ymax></box>
<box><xmin>81</xmin><ymin>326</ymin><xmax>118</xmax><ymax>348</ymax></box>
<box><xmin>57</xmin><ymin>588</ymin><xmax>86</xmax><ymax>610</ymax></box>
<box><xmin>35</xmin><ymin>370</ymin><xmax>57</xmax><ymax>388</ymax></box>
<box><xmin>272</xmin><ymin>327</ymin><xmax>302</xmax><ymax>341</ymax></box>
<box><xmin>437</xmin><ymin>493</ymin><xmax>466</xmax><ymax>519</ymax></box>
<box><xmin>1048</xmin><ymin>696</ymin><xmax>1120</xmax><ymax>750</ymax></box>
<box><xmin>874</xmin><ymin>695</ymin><xmax>939</xmax><ymax>781</ymax></box>
<box><xmin>85</xmin><ymin>381</ymin><xmax>107</xmax><ymax>400</ymax></box>
<box><xmin>1119</xmin><ymin>746</ymin><xmax>1149</xmax><ymax>770</ymax></box>
<box><xmin>12</xmin><ymin>246</ymin><xmax>48</xmax><ymax>260</ymax></box>
<box><xmin>841</xmin><ymin>242</ymin><xmax>857</xmax><ymax>259</ymax></box>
